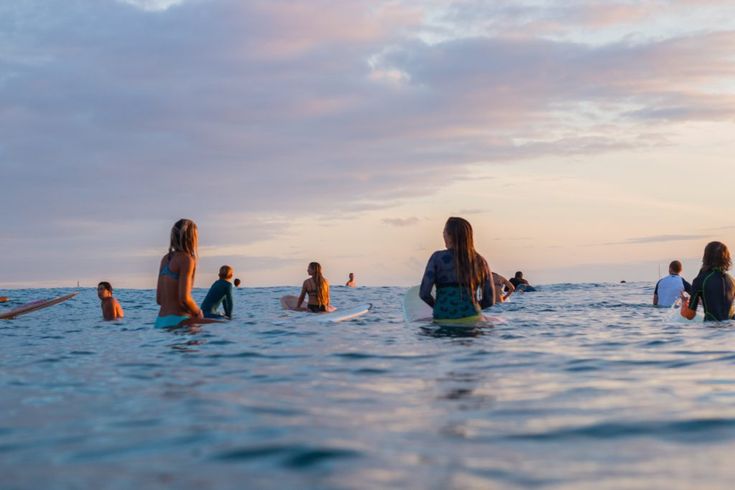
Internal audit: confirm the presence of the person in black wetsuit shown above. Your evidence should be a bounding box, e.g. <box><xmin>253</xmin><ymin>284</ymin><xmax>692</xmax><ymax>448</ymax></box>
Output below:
<box><xmin>200</xmin><ymin>265</ymin><xmax>235</xmax><ymax>319</ymax></box>
<box><xmin>681</xmin><ymin>241</ymin><xmax>735</xmax><ymax>322</ymax></box>
<box><xmin>509</xmin><ymin>271</ymin><xmax>529</xmax><ymax>289</ymax></box>
<box><xmin>419</xmin><ymin>217</ymin><xmax>495</xmax><ymax>320</ymax></box>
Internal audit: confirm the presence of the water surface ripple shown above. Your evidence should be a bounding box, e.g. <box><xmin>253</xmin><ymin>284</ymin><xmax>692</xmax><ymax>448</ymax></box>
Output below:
<box><xmin>2</xmin><ymin>283</ymin><xmax>735</xmax><ymax>489</ymax></box>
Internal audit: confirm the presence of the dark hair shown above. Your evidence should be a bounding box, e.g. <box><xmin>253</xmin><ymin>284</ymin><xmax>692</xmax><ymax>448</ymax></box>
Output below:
<box><xmin>702</xmin><ymin>241</ymin><xmax>732</xmax><ymax>271</ymax></box>
<box><xmin>98</xmin><ymin>281</ymin><xmax>112</xmax><ymax>292</ymax></box>
<box><xmin>669</xmin><ymin>260</ymin><xmax>682</xmax><ymax>274</ymax></box>
<box><xmin>444</xmin><ymin>217</ymin><xmax>487</xmax><ymax>301</ymax></box>
<box><xmin>234</xmin><ymin>278</ymin><xmax>241</xmax><ymax>287</ymax></box>
<box><xmin>514</xmin><ymin>271</ymin><xmax>523</xmax><ymax>279</ymax></box>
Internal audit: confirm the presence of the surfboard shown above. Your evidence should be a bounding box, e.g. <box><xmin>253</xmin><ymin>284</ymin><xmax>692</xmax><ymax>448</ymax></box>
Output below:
<box><xmin>0</xmin><ymin>292</ymin><xmax>77</xmax><ymax>320</ymax></box>
<box><xmin>402</xmin><ymin>285</ymin><xmax>501</xmax><ymax>327</ymax></box>
<box><xmin>279</xmin><ymin>295</ymin><xmax>371</xmax><ymax>323</ymax></box>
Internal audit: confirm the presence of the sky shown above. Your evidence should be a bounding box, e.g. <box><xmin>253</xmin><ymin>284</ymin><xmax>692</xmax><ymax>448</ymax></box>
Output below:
<box><xmin>1</xmin><ymin>0</ymin><xmax>735</xmax><ymax>289</ymax></box>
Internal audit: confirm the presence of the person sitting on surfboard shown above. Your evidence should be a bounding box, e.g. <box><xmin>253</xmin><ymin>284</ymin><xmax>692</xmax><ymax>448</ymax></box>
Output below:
<box><xmin>681</xmin><ymin>241</ymin><xmax>735</xmax><ymax>322</ymax></box>
<box><xmin>200</xmin><ymin>265</ymin><xmax>235</xmax><ymax>320</ymax></box>
<box><xmin>345</xmin><ymin>272</ymin><xmax>356</xmax><ymax>288</ymax></box>
<box><xmin>419</xmin><ymin>217</ymin><xmax>495</xmax><ymax>320</ymax></box>
<box><xmin>493</xmin><ymin>272</ymin><xmax>515</xmax><ymax>303</ymax></box>
<box><xmin>296</xmin><ymin>262</ymin><xmax>331</xmax><ymax>312</ymax></box>
<box><xmin>155</xmin><ymin>219</ymin><xmax>204</xmax><ymax>328</ymax></box>
<box><xmin>97</xmin><ymin>282</ymin><xmax>124</xmax><ymax>321</ymax></box>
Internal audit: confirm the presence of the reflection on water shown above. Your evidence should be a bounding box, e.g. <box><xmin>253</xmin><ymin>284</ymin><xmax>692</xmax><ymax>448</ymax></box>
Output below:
<box><xmin>2</xmin><ymin>283</ymin><xmax>735</xmax><ymax>488</ymax></box>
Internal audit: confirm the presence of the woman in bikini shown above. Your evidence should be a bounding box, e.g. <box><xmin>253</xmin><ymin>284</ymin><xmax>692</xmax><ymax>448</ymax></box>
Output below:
<box><xmin>155</xmin><ymin>219</ymin><xmax>204</xmax><ymax>328</ymax></box>
<box><xmin>296</xmin><ymin>262</ymin><xmax>332</xmax><ymax>313</ymax></box>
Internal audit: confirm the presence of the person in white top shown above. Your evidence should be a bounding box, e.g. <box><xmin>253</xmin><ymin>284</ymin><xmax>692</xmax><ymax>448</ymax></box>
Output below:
<box><xmin>653</xmin><ymin>260</ymin><xmax>692</xmax><ymax>307</ymax></box>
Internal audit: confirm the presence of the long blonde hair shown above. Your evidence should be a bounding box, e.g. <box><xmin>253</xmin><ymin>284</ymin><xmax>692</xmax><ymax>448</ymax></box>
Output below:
<box><xmin>309</xmin><ymin>262</ymin><xmax>329</xmax><ymax>306</ymax></box>
<box><xmin>169</xmin><ymin>219</ymin><xmax>198</xmax><ymax>257</ymax></box>
<box><xmin>444</xmin><ymin>217</ymin><xmax>486</xmax><ymax>303</ymax></box>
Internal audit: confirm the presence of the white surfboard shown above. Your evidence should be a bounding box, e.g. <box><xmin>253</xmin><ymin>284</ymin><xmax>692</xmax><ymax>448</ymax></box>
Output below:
<box><xmin>280</xmin><ymin>295</ymin><xmax>371</xmax><ymax>323</ymax></box>
<box><xmin>0</xmin><ymin>292</ymin><xmax>77</xmax><ymax>320</ymax></box>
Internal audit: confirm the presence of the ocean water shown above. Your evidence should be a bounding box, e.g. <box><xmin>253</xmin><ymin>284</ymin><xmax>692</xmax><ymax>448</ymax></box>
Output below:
<box><xmin>2</xmin><ymin>282</ymin><xmax>735</xmax><ymax>489</ymax></box>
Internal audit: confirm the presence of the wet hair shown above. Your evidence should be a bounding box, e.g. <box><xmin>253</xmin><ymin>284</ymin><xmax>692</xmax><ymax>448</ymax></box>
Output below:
<box><xmin>234</xmin><ymin>278</ymin><xmax>241</xmax><ymax>287</ymax></box>
<box><xmin>669</xmin><ymin>260</ymin><xmax>682</xmax><ymax>274</ymax></box>
<box><xmin>169</xmin><ymin>219</ymin><xmax>198</xmax><ymax>257</ymax></box>
<box><xmin>444</xmin><ymin>217</ymin><xmax>487</xmax><ymax>301</ymax></box>
<box><xmin>515</xmin><ymin>271</ymin><xmax>523</xmax><ymax>279</ymax></box>
<box><xmin>702</xmin><ymin>241</ymin><xmax>731</xmax><ymax>271</ymax></box>
<box><xmin>97</xmin><ymin>281</ymin><xmax>112</xmax><ymax>292</ymax></box>
<box><xmin>219</xmin><ymin>265</ymin><xmax>233</xmax><ymax>279</ymax></box>
<box><xmin>308</xmin><ymin>262</ymin><xmax>329</xmax><ymax>306</ymax></box>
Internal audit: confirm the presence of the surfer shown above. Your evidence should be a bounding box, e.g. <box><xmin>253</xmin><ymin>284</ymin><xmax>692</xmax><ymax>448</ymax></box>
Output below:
<box><xmin>680</xmin><ymin>241</ymin><xmax>735</xmax><ymax>321</ymax></box>
<box><xmin>509</xmin><ymin>271</ymin><xmax>532</xmax><ymax>291</ymax></box>
<box><xmin>653</xmin><ymin>260</ymin><xmax>691</xmax><ymax>307</ymax></box>
<box><xmin>97</xmin><ymin>282</ymin><xmax>124</xmax><ymax>321</ymax></box>
<box><xmin>493</xmin><ymin>272</ymin><xmax>515</xmax><ymax>303</ymax></box>
<box><xmin>200</xmin><ymin>265</ymin><xmax>235</xmax><ymax>319</ymax></box>
<box><xmin>345</xmin><ymin>272</ymin><xmax>356</xmax><ymax>288</ymax></box>
<box><xmin>155</xmin><ymin>219</ymin><xmax>204</xmax><ymax>328</ymax></box>
<box><xmin>0</xmin><ymin>297</ymin><xmax>7</xmax><ymax>303</ymax></box>
<box><xmin>419</xmin><ymin>217</ymin><xmax>495</xmax><ymax>320</ymax></box>
<box><xmin>296</xmin><ymin>262</ymin><xmax>331</xmax><ymax>312</ymax></box>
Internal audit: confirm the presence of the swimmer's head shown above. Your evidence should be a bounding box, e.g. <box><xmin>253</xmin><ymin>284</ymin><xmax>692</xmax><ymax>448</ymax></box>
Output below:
<box><xmin>234</xmin><ymin>278</ymin><xmax>241</xmax><ymax>287</ymax></box>
<box><xmin>219</xmin><ymin>265</ymin><xmax>233</xmax><ymax>280</ymax></box>
<box><xmin>97</xmin><ymin>281</ymin><xmax>112</xmax><ymax>299</ymax></box>
<box><xmin>702</xmin><ymin>241</ymin><xmax>731</xmax><ymax>271</ymax></box>
<box><xmin>669</xmin><ymin>261</ymin><xmax>682</xmax><ymax>274</ymax></box>
<box><xmin>444</xmin><ymin>217</ymin><xmax>475</xmax><ymax>251</ymax></box>
<box><xmin>515</xmin><ymin>271</ymin><xmax>523</xmax><ymax>279</ymax></box>
<box><xmin>349</xmin><ymin>272</ymin><xmax>354</xmax><ymax>279</ymax></box>
<box><xmin>169</xmin><ymin>219</ymin><xmax>198</xmax><ymax>257</ymax></box>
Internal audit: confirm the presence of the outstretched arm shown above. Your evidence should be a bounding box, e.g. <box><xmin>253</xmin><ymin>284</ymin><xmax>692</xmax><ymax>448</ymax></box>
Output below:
<box><xmin>680</xmin><ymin>292</ymin><xmax>697</xmax><ymax>320</ymax></box>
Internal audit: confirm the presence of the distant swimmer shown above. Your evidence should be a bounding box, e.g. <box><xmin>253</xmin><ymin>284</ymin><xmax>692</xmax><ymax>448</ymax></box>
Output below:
<box><xmin>234</xmin><ymin>278</ymin><xmax>241</xmax><ymax>288</ymax></box>
<box><xmin>97</xmin><ymin>282</ymin><xmax>124</xmax><ymax>321</ymax></box>
<box><xmin>155</xmin><ymin>219</ymin><xmax>204</xmax><ymax>328</ymax></box>
<box><xmin>0</xmin><ymin>297</ymin><xmax>7</xmax><ymax>303</ymax></box>
<box><xmin>296</xmin><ymin>262</ymin><xmax>332</xmax><ymax>312</ymax></box>
<box><xmin>681</xmin><ymin>241</ymin><xmax>735</xmax><ymax>321</ymax></box>
<box><xmin>653</xmin><ymin>260</ymin><xmax>691</xmax><ymax>307</ymax></box>
<box><xmin>509</xmin><ymin>271</ymin><xmax>529</xmax><ymax>289</ymax></box>
<box><xmin>200</xmin><ymin>265</ymin><xmax>235</xmax><ymax>319</ymax></box>
<box><xmin>420</xmin><ymin>217</ymin><xmax>495</xmax><ymax>320</ymax></box>
<box><xmin>493</xmin><ymin>272</ymin><xmax>515</xmax><ymax>303</ymax></box>
<box><xmin>345</xmin><ymin>272</ymin><xmax>356</xmax><ymax>288</ymax></box>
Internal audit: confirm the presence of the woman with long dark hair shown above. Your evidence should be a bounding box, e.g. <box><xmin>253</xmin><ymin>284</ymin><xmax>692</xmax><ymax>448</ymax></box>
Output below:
<box><xmin>419</xmin><ymin>217</ymin><xmax>495</xmax><ymax>321</ymax></box>
<box><xmin>681</xmin><ymin>241</ymin><xmax>735</xmax><ymax>321</ymax></box>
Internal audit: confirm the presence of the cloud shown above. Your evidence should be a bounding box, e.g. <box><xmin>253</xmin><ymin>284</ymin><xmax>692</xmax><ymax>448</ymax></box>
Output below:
<box><xmin>2</xmin><ymin>0</ymin><xmax>735</xmax><ymax>285</ymax></box>
<box><xmin>603</xmin><ymin>234</ymin><xmax>709</xmax><ymax>246</ymax></box>
<box><xmin>383</xmin><ymin>217</ymin><xmax>420</xmax><ymax>227</ymax></box>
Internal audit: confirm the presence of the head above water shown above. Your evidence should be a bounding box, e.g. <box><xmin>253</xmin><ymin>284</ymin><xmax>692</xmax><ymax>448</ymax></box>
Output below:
<box><xmin>443</xmin><ymin>217</ymin><xmax>475</xmax><ymax>251</ymax></box>
<box><xmin>169</xmin><ymin>218</ymin><xmax>198</xmax><ymax>257</ymax></box>
<box><xmin>669</xmin><ymin>260</ymin><xmax>682</xmax><ymax>275</ymax></box>
<box><xmin>443</xmin><ymin>217</ymin><xmax>485</xmax><ymax>300</ymax></box>
<box><xmin>349</xmin><ymin>272</ymin><xmax>354</xmax><ymax>279</ymax></box>
<box><xmin>219</xmin><ymin>265</ymin><xmax>233</xmax><ymax>280</ymax></box>
<box><xmin>234</xmin><ymin>278</ymin><xmax>241</xmax><ymax>287</ymax></box>
<box><xmin>515</xmin><ymin>271</ymin><xmax>524</xmax><ymax>279</ymax></box>
<box><xmin>702</xmin><ymin>241</ymin><xmax>731</xmax><ymax>271</ymax></box>
<box><xmin>97</xmin><ymin>281</ymin><xmax>112</xmax><ymax>299</ymax></box>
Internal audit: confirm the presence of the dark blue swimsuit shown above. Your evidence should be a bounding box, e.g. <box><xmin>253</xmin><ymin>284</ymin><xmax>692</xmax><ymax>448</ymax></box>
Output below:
<box><xmin>419</xmin><ymin>250</ymin><xmax>495</xmax><ymax>320</ymax></box>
